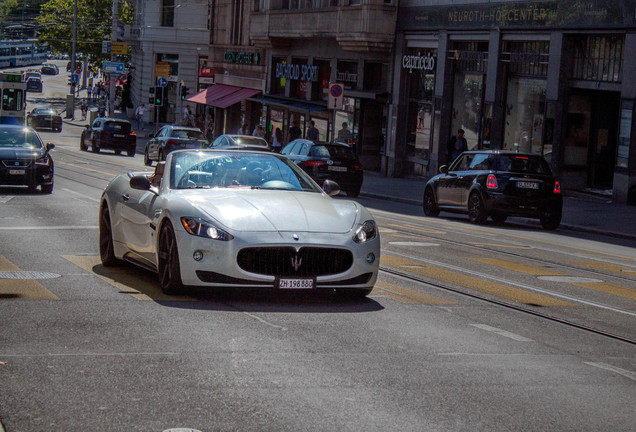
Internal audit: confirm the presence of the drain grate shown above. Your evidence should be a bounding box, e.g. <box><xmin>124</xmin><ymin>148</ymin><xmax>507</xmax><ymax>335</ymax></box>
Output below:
<box><xmin>0</xmin><ymin>271</ymin><xmax>61</xmax><ymax>280</ymax></box>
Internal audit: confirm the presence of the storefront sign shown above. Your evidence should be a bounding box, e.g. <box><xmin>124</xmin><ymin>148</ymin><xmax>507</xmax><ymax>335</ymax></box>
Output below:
<box><xmin>336</xmin><ymin>71</ymin><xmax>358</xmax><ymax>84</ymax></box>
<box><xmin>402</xmin><ymin>51</ymin><xmax>436</xmax><ymax>73</ymax></box>
<box><xmin>275</xmin><ymin>62</ymin><xmax>318</xmax><ymax>82</ymax></box>
<box><xmin>224</xmin><ymin>51</ymin><xmax>260</xmax><ymax>65</ymax></box>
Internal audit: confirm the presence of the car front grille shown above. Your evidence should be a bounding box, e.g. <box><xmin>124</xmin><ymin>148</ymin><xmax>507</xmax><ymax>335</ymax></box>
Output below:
<box><xmin>237</xmin><ymin>246</ymin><xmax>353</xmax><ymax>277</ymax></box>
<box><xmin>2</xmin><ymin>160</ymin><xmax>31</xmax><ymax>168</ymax></box>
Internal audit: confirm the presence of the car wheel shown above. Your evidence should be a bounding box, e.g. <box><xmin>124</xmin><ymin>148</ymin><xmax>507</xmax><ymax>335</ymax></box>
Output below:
<box><xmin>467</xmin><ymin>192</ymin><xmax>487</xmax><ymax>224</ymax></box>
<box><xmin>347</xmin><ymin>187</ymin><xmax>361</xmax><ymax>198</ymax></box>
<box><xmin>41</xmin><ymin>182</ymin><xmax>53</xmax><ymax>194</ymax></box>
<box><xmin>540</xmin><ymin>208</ymin><xmax>562</xmax><ymax>230</ymax></box>
<box><xmin>114</xmin><ymin>149</ymin><xmax>121</xmax><ymax>155</ymax></box>
<box><xmin>144</xmin><ymin>148</ymin><xmax>152</xmax><ymax>166</ymax></box>
<box><xmin>127</xmin><ymin>148</ymin><xmax>135</xmax><ymax>157</ymax></box>
<box><xmin>91</xmin><ymin>138</ymin><xmax>99</xmax><ymax>153</ymax></box>
<box><xmin>423</xmin><ymin>187</ymin><xmax>440</xmax><ymax>217</ymax></box>
<box><xmin>80</xmin><ymin>133</ymin><xmax>87</xmax><ymax>151</ymax></box>
<box><xmin>159</xmin><ymin>149</ymin><xmax>165</xmax><ymax>162</ymax></box>
<box><xmin>99</xmin><ymin>204</ymin><xmax>118</xmax><ymax>266</ymax></box>
<box><xmin>158</xmin><ymin>221</ymin><xmax>183</xmax><ymax>295</ymax></box>
<box><xmin>491</xmin><ymin>213</ymin><xmax>507</xmax><ymax>224</ymax></box>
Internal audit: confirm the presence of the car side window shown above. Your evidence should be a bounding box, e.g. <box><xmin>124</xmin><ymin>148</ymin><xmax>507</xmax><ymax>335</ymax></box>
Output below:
<box><xmin>159</xmin><ymin>128</ymin><xmax>168</xmax><ymax>137</ymax></box>
<box><xmin>468</xmin><ymin>154</ymin><xmax>491</xmax><ymax>170</ymax></box>
<box><xmin>92</xmin><ymin>120</ymin><xmax>100</xmax><ymax>128</ymax></box>
<box><xmin>451</xmin><ymin>154</ymin><xmax>473</xmax><ymax>171</ymax></box>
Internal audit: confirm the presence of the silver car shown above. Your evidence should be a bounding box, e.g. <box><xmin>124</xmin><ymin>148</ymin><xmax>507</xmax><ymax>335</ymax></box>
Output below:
<box><xmin>100</xmin><ymin>149</ymin><xmax>380</xmax><ymax>297</ymax></box>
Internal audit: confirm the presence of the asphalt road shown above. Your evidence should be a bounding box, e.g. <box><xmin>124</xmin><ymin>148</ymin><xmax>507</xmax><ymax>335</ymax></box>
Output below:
<box><xmin>0</xmin><ymin>62</ymin><xmax>634</xmax><ymax>432</ymax></box>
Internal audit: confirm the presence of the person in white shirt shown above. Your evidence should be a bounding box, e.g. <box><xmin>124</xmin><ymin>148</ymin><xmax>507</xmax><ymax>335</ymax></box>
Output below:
<box><xmin>135</xmin><ymin>104</ymin><xmax>147</xmax><ymax>130</ymax></box>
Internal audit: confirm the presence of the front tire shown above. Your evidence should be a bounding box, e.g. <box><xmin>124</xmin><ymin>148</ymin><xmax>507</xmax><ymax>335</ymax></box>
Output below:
<box><xmin>99</xmin><ymin>204</ymin><xmax>118</xmax><ymax>266</ymax></box>
<box><xmin>41</xmin><ymin>182</ymin><xmax>53</xmax><ymax>194</ymax></box>
<box><xmin>540</xmin><ymin>208</ymin><xmax>562</xmax><ymax>230</ymax></box>
<box><xmin>467</xmin><ymin>192</ymin><xmax>487</xmax><ymax>224</ymax></box>
<box><xmin>144</xmin><ymin>148</ymin><xmax>152</xmax><ymax>166</ymax></box>
<box><xmin>423</xmin><ymin>187</ymin><xmax>440</xmax><ymax>217</ymax></box>
<box><xmin>80</xmin><ymin>133</ymin><xmax>87</xmax><ymax>151</ymax></box>
<box><xmin>91</xmin><ymin>138</ymin><xmax>99</xmax><ymax>153</ymax></box>
<box><xmin>158</xmin><ymin>221</ymin><xmax>183</xmax><ymax>295</ymax></box>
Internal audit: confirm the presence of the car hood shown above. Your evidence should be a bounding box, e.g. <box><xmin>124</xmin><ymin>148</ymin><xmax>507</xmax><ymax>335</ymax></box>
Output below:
<box><xmin>0</xmin><ymin>147</ymin><xmax>44</xmax><ymax>160</ymax></box>
<box><xmin>172</xmin><ymin>189</ymin><xmax>359</xmax><ymax>233</ymax></box>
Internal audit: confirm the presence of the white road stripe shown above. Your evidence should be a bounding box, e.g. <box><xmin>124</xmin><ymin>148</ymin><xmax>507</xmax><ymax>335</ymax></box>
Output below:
<box><xmin>0</xmin><ymin>226</ymin><xmax>98</xmax><ymax>230</ymax></box>
<box><xmin>584</xmin><ymin>362</ymin><xmax>636</xmax><ymax>381</ymax></box>
<box><xmin>471</xmin><ymin>324</ymin><xmax>534</xmax><ymax>342</ymax></box>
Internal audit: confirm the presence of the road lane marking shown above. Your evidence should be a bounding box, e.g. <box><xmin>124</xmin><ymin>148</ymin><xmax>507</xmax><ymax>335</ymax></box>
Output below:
<box><xmin>0</xmin><ymin>256</ymin><xmax>59</xmax><ymax>300</ymax></box>
<box><xmin>471</xmin><ymin>324</ymin><xmax>534</xmax><ymax>342</ymax></box>
<box><xmin>62</xmin><ymin>188</ymin><xmax>100</xmax><ymax>202</ymax></box>
<box><xmin>569</xmin><ymin>261</ymin><xmax>636</xmax><ymax>277</ymax></box>
<box><xmin>381</xmin><ymin>255</ymin><xmax>573</xmax><ymax>307</ymax></box>
<box><xmin>469</xmin><ymin>242</ymin><xmax>534</xmax><ymax>249</ymax></box>
<box><xmin>583</xmin><ymin>362</ymin><xmax>636</xmax><ymax>381</ymax></box>
<box><xmin>373</xmin><ymin>280</ymin><xmax>454</xmax><ymax>305</ymax></box>
<box><xmin>469</xmin><ymin>258</ymin><xmax>565</xmax><ymax>276</ymax></box>
<box><xmin>62</xmin><ymin>255</ymin><xmax>194</xmax><ymax>302</ymax></box>
<box><xmin>571</xmin><ymin>281</ymin><xmax>636</xmax><ymax>301</ymax></box>
<box><xmin>0</xmin><ymin>226</ymin><xmax>98</xmax><ymax>230</ymax></box>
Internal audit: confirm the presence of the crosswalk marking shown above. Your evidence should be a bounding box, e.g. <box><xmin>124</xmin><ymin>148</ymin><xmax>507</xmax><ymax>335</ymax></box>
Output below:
<box><xmin>373</xmin><ymin>280</ymin><xmax>454</xmax><ymax>305</ymax></box>
<box><xmin>0</xmin><ymin>256</ymin><xmax>59</xmax><ymax>300</ymax></box>
<box><xmin>62</xmin><ymin>255</ymin><xmax>194</xmax><ymax>301</ymax></box>
<box><xmin>381</xmin><ymin>255</ymin><xmax>573</xmax><ymax>307</ymax></box>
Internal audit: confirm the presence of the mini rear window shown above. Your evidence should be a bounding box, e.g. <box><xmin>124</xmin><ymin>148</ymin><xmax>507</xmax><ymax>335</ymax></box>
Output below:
<box><xmin>104</xmin><ymin>121</ymin><xmax>131</xmax><ymax>132</ymax></box>
<box><xmin>498</xmin><ymin>155</ymin><xmax>552</xmax><ymax>175</ymax></box>
<box><xmin>324</xmin><ymin>145</ymin><xmax>355</xmax><ymax>160</ymax></box>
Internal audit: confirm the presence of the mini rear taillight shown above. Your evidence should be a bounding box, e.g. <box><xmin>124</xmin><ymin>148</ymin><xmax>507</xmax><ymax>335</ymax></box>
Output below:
<box><xmin>487</xmin><ymin>174</ymin><xmax>498</xmax><ymax>189</ymax></box>
<box><xmin>352</xmin><ymin>162</ymin><xmax>364</xmax><ymax>171</ymax></box>
<box><xmin>304</xmin><ymin>160</ymin><xmax>324</xmax><ymax>167</ymax></box>
<box><xmin>553</xmin><ymin>180</ymin><xmax>561</xmax><ymax>194</ymax></box>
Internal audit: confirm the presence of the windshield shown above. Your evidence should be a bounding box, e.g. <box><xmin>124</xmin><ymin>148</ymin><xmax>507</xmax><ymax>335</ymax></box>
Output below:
<box><xmin>169</xmin><ymin>151</ymin><xmax>319</xmax><ymax>192</ymax></box>
<box><xmin>498</xmin><ymin>154</ymin><xmax>552</xmax><ymax>175</ymax></box>
<box><xmin>172</xmin><ymin>129</ymin><xmax>206</xmax><ymax>140</ymax></box>
<box><xmin>0</xmin><ymin>127</ymin><xmax>43</xmax><ymax>149</ymax></box>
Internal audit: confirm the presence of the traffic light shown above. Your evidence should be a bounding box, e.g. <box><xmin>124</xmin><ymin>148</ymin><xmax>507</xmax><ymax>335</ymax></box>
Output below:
<box><xmin>154</xmin><ymin>86</ymin><xmax>164</xmax><ymax>106</ymax></box>
<box><xmin>181</xmin><ymin>85</ymin><xmax>189</xmax><ymax>100</ymax></box>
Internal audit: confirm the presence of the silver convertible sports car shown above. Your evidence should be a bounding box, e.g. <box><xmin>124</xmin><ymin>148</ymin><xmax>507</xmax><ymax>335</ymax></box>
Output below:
<box><xmin>99</xmin><ymin>149</ymin><xmax>380</xmax><ymax>297</ymax></box>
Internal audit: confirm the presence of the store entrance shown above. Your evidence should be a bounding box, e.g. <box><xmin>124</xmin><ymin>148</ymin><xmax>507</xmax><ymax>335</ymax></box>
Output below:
<box><xmin>565</xmin><ymin>90</ymin><xmax>619</xmax><ymax>190</ymax></box>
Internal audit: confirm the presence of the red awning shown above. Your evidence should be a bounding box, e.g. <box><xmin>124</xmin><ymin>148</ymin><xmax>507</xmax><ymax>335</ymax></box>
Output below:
<box><xmin>186</xmin><ymin>84</ymin><xmax>261</xmax><ymax>109</ymax></box>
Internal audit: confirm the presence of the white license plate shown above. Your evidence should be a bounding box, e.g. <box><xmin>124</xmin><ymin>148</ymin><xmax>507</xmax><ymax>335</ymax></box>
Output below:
<box><xmin>278</xmin><ymin>278</ymin><xmax>314</xmax><ymax>290</ymax></box>
<box><xmin>328</xmin><ymin>166</ymin><xmax>347</xmax><ymax>172</ymax></box>
<box><xmin>113</xmin><ymin>134</ymin><xmax>126</xmax><ymax>138</ymax></box>
<box><xmin>9</xmin><ymin>169</ymin><xmax>25</xmax><ymax>175</ymax></box>
<box><xmin>517</xmin><ymin>181</ymin><xmax>539</xmax><ymax>189</ymax></box>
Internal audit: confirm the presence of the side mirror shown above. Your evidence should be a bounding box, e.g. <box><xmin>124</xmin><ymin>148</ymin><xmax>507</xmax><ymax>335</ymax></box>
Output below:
<box><xmin>46</xmin><ymin>143</ymin><xmax>55</xmax><ymax>151</ymax></box>
<box><xmin>130</xmin><ymin>175</ymin><xmax>151</xmax><ymax>191</ymax></box>
<box><xmin>148</xmin><ymin>133</ymin><xmax>155</xmax><ymax>138</ymax></box>
<box><xmin>439</xmin><ymin>165</ymin><xmax>448</xmax><ymax>174</ymax></box>
<box><xmin>322</xmin><ymin>179</ymin><xmax>340</xmax><ymax>197</ymax></box>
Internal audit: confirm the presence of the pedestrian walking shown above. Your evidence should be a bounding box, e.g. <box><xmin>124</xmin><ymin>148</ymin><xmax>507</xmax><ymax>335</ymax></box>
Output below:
<box><xmin>135</xmin><ymin>103</ymin><xmax>147</xmax><ymax>130</ymax></box>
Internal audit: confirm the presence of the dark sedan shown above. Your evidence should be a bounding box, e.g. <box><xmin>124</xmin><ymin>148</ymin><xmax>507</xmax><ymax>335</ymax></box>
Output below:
<box><xmin>0</xmin><ymin>125</ymin><xmax>54</xmax><ymax>193</ymax></box>
<box><xmin>210</xmin><ymin>134</ymin><xmax>271</xmax><ymax>151</ymax></box>
<box><xmin>27</xmin><ymin>107</ymin><xmax>63</xmax><ymax>132</ymax></box>
<box><xmin>25</xmin><ymin>77</ymin><xmax>43</xmax><ymax>92</ymax></box>
<box><xmin>144</xmin><ymin>125</ymin><xmax>208</xmax><ymax>166</ymax></box>
<box><xmin>280</xmin><ymin>139</ymin><xmax>363</xmax><ymax>197</ymax></box>
<box><xmin>40</xmin><ymin>64</ymin><xmax>59</xmax><ymax>75</ymax></box>
<box><xmin>422</xmin><ymin>150</ymin><xmax>563</xmax><ymax>230</ymax></box>
<box><xmin>80</xmin><ymin>118</ymin><xmax>136</xmax><ymax>156</ymax></box>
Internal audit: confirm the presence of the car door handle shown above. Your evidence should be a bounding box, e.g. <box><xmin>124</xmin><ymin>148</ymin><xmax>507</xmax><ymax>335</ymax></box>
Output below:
<box><xmin>122</xmin><ymin>194</ymin><xmax>130</xmax><ymax>201</ymax></box>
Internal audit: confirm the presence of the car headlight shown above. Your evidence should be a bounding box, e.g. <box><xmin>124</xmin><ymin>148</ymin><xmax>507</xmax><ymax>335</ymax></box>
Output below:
<box><xmin>35</xmin><ymin>155</ymin><xmax>51</xmax><ymax>166</ymax></box>
<box><xmin>180</xmin><ymin>216</ymin><xmax>233</xmax><ymax>241</ymax></box>
<box><xmin>353</xmin><ymin>220</ymin><xmax>377</xmax><ymax>243</ymax></box>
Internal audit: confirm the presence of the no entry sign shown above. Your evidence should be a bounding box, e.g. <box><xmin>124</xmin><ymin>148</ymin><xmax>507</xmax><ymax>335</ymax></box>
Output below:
<box><xmin>328</xmin><ymin>83</ymin><xmax>344</xmax><ymax>110</ymax></box>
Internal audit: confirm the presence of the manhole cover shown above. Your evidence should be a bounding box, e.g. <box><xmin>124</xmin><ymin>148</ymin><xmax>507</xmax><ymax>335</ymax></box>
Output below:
<box><xmin>0</xmin><ymin>271</ymin><xmax>61</xmax><ymax>280</ymax></box>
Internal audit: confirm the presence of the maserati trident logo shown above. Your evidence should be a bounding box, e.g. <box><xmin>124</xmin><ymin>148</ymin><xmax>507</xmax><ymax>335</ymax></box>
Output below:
<box><xmin>290</xmin><ymin>254</ymin><xmax>302</xmax><ymax>272</ymax></box>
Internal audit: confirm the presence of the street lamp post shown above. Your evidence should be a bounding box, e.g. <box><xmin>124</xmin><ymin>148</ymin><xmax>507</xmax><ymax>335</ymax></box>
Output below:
<box><xmin>109</xmin><ymin>0</ymin><xmax>118</xmax><ymax>116</ymax></box>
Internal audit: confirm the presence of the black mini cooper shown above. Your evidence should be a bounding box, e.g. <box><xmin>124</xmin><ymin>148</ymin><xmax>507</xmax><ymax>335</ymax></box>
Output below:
<box><xmin>422</xmin><ymin>150</ymin><xmax>562</xmax><ymax>230</ymax></box>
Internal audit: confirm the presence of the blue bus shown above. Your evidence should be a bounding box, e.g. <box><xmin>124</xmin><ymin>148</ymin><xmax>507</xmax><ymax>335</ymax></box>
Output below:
<box><xmin>0</xmin><ymin>40</ymin><xmax>48</xmax><ymax>69</ymax></box>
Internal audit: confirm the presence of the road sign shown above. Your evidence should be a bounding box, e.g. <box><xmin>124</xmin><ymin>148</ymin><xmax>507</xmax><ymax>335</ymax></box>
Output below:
<box><xmin>328</xmin><ymin>83</ymin><xmax>344</xmax><ymax>110</ymax></box>
<box><xmin>156</xmin><ymin>77</ymin><xmax>168</xmax><ymax>87</ymax></box>
<box><xmin>103</xmin><ymin>61</ymin><xmax>125</xmax><ymax>74</ymax></box>
<box><xmin>102</xmin><ymin>41</ymin><xmax>110</xmax><ymax>54</ymax></box>
<box><xmin>71</xmin><ymin>73</ymin><xmax>79</xmax><ymax>83</ymax></box>
<box><xmin>110</xmin><ymin>42</ymin><xmax>127</xmax><ymax>54</ymax></box>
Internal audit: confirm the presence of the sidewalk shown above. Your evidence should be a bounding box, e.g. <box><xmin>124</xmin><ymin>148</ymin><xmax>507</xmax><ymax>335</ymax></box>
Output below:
<box><xmin>360</xmin><ymin>171</ymin><xmax>636</xmax><ymax>241</ymax></box>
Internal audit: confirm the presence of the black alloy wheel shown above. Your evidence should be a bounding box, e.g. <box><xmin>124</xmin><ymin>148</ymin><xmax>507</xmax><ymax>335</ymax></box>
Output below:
<box><xmin>91</xmin><ymin>138</ymin><xmax>100</xmax><ymax>153</ymax></box>
<box><xmin>127</xmin><ymin>148</ymin><xmax>135</xmax><ymax>157</ymax></box>
<box><xmin>158</xmin><ymin>221</ymin><xmax>183</xmax><ymax>295</ymax></box>
<box><xmin>423</xmin><ymin>187</ymin><xmax>440</xmax><ymax>217</ymax></box>
<box><xmin>347</xmin><ymin>187</ymin><xmax>361</xmax><ymax>198</ymax></box>
<box><xmin>99</xmin><ymin>204</ymin><xmax>118</xmax><ymax>266</ymax></box>
<box><xmin>467</xmin><ymin>192</ymin><xmax>488</xmax><ymax>224</ymax></box>
<box><xmin>540</xmin><ymin>208</ymin><xmax>562</xmax><ymax>230</ymax></box>
<box><xmin>80</xmin><ymin>133</ymin><xmax>87</xmax><ymax>151</ymax></box>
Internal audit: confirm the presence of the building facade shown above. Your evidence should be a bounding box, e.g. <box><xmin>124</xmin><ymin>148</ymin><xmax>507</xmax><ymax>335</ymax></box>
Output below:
<box><xmin>391</xmin><ymin>0</ymin><xmax>636</xmax><ymax>202</ymax></box>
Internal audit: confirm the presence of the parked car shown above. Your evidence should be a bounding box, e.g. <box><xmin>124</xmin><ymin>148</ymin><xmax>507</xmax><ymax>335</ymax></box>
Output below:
<box><xmin>24</xmin><ymin>70</ymin><xmax>41</xmax><ymax>80</ymax></box>
<box><xmin>80</xmin><ymin>117</ymin><xmax>136</xmax><ymax>156</ymax></box>
<box><xmin>422</xmin><ymin>150</ymin><xmax>563</xmax><ymax>230</ymax></box>
<box><xmin>0</xmin><ymin>124</ymin><xmax>54</xmax><ymax>193</ymax></box>
<box><xmin>144</xmin><ymin>125</ymin><xmax>209</xmax><ymax>166</ymax></box>
<box><xmin>280</xmin><ymin>139</ymin><xmax>364</xmax><ymax>197</ymax></box>
<box><xmin>210</xmin><ymin>134</ymin><xmax>271</xmax><ymax>151</ymax></box>
<box><xmin>27</xmin><ymin>107</ymin><xmax>63</xmax><ymax>132</ymax></box>
<box><xmin>25</xmin><ymin>77</ymin><xmax>43</xmax><ymax>92</ymax></box>
<box><xmin>40</xmin><ymin>64</ymin><xmax>59</xmax><ymax>75</ymax></box>
<box><xmin>99</xmin><ymin>149</ymin><xmax>379</xmax><ymax>296</ymax></box>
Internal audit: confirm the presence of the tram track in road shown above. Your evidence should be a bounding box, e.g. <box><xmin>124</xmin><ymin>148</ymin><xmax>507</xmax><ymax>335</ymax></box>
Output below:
<box><xmin>378</xmin><ymin>264</ymin><xmax>636</xmax><ymax>346</ymax></box>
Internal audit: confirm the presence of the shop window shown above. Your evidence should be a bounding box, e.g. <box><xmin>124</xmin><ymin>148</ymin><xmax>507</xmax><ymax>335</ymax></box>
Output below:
<box><xmin>363</xmin><ymin>62</ymin><xmax>388</xmax><ymax>92</ymax></box>
<box><xmin>290</xmin><ymin>57</ymin><xmax>309</xmax><ymax>99</ymax></box>
<box><xmin>502</xmin><ymin>41</ymin><xmax>549</xmax><ymax>77</ymax></box>
<box><xmin>503</xmin><ymin>78</ymin><xmax>546</xmax><ymax>154</ymax></box>
<box><xmin>312</xmin><ymin>59</ymin><xmax>331</xmax><ymax>101</ymax></box>
<box><xmin>336</xmin><ymin>60</ymin><xmax>358</xmax><ymax>90</ymax></box>
<box><xmin>570</xmin><ymin>35</ymin><xmax>624</xmax><ymax>83</ymax></box>
<box><xmin>270</xmin><ymin>56</ymin><xmax>287</xmax><ymax>96</ymax></box>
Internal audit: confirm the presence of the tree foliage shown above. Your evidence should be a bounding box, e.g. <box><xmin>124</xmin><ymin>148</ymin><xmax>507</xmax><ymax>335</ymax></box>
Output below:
<box><xmin>35</xmin><ymin>0</ymin><xmax>133</xmax><ymax>63</ymax></box>
<box><xmin>1</xmin><ymin>0</ymin><xmax>49</xmax><ymax>38</ymax></box>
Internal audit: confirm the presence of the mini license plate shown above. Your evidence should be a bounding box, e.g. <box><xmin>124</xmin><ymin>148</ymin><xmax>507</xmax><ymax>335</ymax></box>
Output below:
<box><xmin>328</xmin><ymin>166</ymin><xmax>347</xmax><ymax>172</ymax></box>
<box><xmin>113</xmin><ymin>134</ymin><xmax>126</xmax><ymax>138</ymax></box>
<box><xmin>517</xmin><ymin>181</ymin><xmax>539</xmax><ymax>189</ymax></box>
<box><xmin>277</xmin><ymin>277</ymin><xmax>315</xmax><ymax>290</ymax></box>
<box><xmin>9</xmin><ymin>169</ymin><xmax>25</xmax><ymax>175</ymax></box>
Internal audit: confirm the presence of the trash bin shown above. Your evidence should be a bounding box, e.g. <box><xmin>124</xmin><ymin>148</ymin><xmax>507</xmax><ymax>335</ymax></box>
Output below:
<box><xmin>88</xmin><ymin>107</ymin><xmax>98</xmax><ymax>123</ymax></box>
